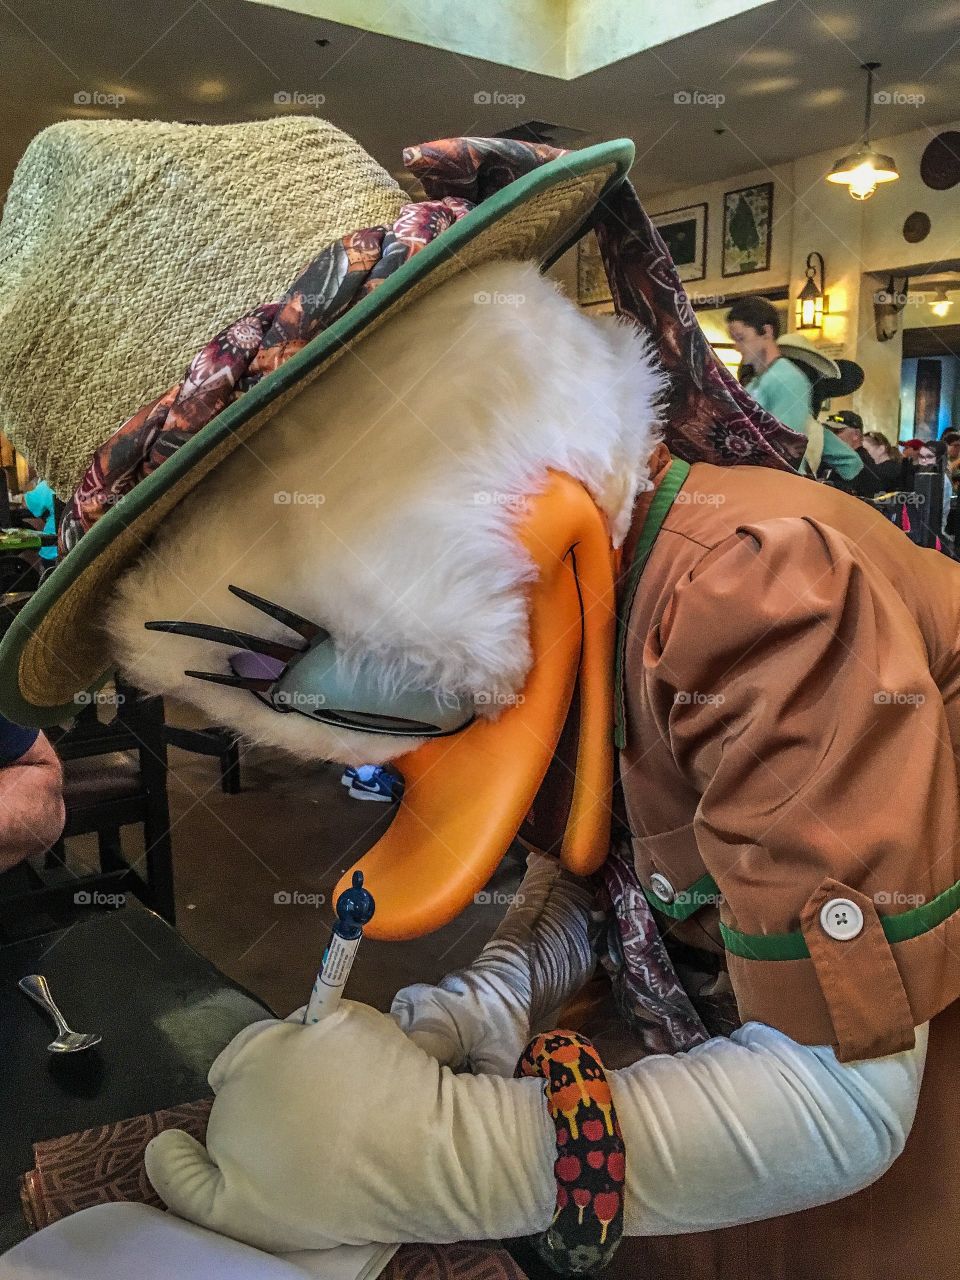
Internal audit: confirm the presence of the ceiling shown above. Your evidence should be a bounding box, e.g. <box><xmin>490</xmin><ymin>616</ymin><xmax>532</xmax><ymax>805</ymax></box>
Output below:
<box><xmin>1</xmin><ymin>0</ymin><xmax>959</xmax><ymax>200</ymax></box>
<box><xmin>247</xmin><ymin>0</ymin><xmax>776</xmax><ymax>79</ymax></box>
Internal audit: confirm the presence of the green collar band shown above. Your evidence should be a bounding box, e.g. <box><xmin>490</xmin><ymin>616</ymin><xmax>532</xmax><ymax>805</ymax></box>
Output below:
<box><xmin>614</xmin><ymin>455</ymin><xmax>691</xmax><ymax>750</ymax></box>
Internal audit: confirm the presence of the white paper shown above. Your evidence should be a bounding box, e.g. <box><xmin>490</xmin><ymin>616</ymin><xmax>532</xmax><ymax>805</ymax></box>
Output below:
<box><xmin>283</xmin><ymin>1241</ymin><xmax>400</xmax><ymax>1280</ymax></box>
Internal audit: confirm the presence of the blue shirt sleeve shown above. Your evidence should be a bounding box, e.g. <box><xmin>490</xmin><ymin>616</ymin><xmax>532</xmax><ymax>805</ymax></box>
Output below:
<box><xmin>24</xmin><ymin>482</ymin><xmax>53</xmax><ymax>520</ymax></box>
<box><xmin>820</xmin><ymin>430</ymin><xmax>864</xmax><ymax>480</ymax></box>
<box><xmin>0</xmin><ymin>714</ymin><xmax>39</xmax><ymax>765</ymax></box>
<box><xmin>749</xmin><ymin>359</ymin><xmax>813</xmax><ymax>434</ymax></box>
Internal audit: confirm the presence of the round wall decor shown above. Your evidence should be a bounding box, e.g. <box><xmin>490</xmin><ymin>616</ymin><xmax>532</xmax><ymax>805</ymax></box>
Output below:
<box><xmin>920</xmin><ymin>132</ymin><xmax>960</xmax><ymax>190</ymax></box>
<box><xmin>903</xmin><ymin>211</ymin><xmax>932</xmax><ymax>243</ymax></box>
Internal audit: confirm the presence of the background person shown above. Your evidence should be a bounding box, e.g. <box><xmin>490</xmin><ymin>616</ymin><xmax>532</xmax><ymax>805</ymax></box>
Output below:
<box><xmin>825</xmin><ymin>409</ymin><xmax>864</xmax><ymax>454</ymax></box>
<box><xmin>726</xmin><ymin>297</ymin><xmax>862</xmax><ymax>483</ymax></box>
<box><xmin>23</xmin><ymin>475</ymin><xmax>59</xmax><ymax>577</ymax></box>
<box><xmin>0</xmin><ymin>715</ymin><xmax>65</xmax><ymax>872</ymax></box>
<box><xmin>861</xmin><ymin>432</ymin><xmax>902</xmax><ymax>492</ymax></box>
<box><xmin>942</xmin><ymin>431</ymin><xmax>960</xmax><ymax>490</ymax></box>
<box><xmin>824</xmin><ymin>412</ymin><xmax>893</xmax><ymax>499</ymax></box>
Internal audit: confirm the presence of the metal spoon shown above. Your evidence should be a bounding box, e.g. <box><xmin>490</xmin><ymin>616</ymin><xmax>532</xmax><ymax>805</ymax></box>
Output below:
<box><xmin>18</xmin><ymin>975</ymin><xmax>102</xmax><ymax>1053</ymax></box>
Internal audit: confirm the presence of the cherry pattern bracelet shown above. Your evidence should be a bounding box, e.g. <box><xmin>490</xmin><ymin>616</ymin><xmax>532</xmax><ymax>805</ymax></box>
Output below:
<box><xmin>508</xmin><ymin>1030</ymin><xmax>625</xmax><ymax>1275</ymax></box>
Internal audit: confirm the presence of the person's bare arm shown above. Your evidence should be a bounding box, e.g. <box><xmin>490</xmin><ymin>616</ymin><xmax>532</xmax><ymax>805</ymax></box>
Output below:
<box><xmin>0</xmin><ymin>733</ymin><xmax>65</xmax><ymax>870</ymax></box>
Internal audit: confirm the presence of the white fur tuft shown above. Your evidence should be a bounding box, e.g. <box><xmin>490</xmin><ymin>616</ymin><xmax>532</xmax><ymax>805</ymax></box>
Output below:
<box><xmin>104</xmin><ymin>260</ymin><xmax>664</xmax><ymax>763</ymax></box>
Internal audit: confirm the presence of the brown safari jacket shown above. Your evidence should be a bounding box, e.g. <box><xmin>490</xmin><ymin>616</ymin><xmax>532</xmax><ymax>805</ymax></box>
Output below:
<box><xmin>612</xmin><ymin>443</ymin><xmax>960</xmax><ymax>1280</ymax></box>
<box><xmin>620</xmin><ymin>444</ymin><xmax>960</xmax><ymax>1063</ymax></box>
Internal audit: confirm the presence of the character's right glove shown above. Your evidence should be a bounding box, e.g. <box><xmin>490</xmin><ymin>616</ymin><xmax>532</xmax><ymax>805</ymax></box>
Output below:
<box><xmin>390</xmin><ymin>851</ymin><xmax>598</xmax><ymax>1075</ymax></box>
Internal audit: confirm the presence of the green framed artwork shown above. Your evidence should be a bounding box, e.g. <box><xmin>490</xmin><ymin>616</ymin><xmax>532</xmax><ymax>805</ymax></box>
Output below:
<box><xmin>722</xmin><ymin>182</ymin><xmax>773</xmax><ymax>277</ymax></box>
<box><xmin>651</xmin><ymin>202</ymin><xmax>708</xmax><ymax>282</ymax></box>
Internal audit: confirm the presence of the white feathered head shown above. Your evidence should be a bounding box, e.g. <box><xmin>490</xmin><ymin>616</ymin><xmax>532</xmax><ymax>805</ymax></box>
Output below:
<box><xmin>99</xmin><ymin>258</ymin><xmax>664</xmax><ymax>935</ymax></box>
<box><xmin>106</xmin><ymin>260</ymin><xmax>664</xmax><ymax>764</ymax></box>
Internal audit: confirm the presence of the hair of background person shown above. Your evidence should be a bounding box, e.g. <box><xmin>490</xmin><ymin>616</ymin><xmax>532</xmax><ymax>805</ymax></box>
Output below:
<box><xmin>726</xmin><ymin>295</ymin><xmax>781</xmax><ymax>339</ymax></box>
<box><xmin>864</xmin><ymin>431</ymin><xmax>899</xmax><ymax>461</ymax></box>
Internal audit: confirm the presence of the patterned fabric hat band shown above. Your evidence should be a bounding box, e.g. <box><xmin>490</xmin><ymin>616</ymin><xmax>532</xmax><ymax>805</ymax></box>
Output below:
<box><xmin>60</xmin><ymin>134</ymin><xmax>804</xmax><ymax>557</ymax></box>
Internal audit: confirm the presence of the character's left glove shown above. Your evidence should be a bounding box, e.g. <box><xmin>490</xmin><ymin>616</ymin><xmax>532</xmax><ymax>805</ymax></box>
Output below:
<box><xmin>145</xmin><ymin>1001</ymin><xmax>556</xmax><ymax>1254</ymax></box>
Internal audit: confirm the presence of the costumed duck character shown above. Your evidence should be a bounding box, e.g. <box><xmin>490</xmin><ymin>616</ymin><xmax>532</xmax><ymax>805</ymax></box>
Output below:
<box><xmin>1</xmin><ymin>118</ymin><xmax>958</xmax><ymax>1280</ymax></box>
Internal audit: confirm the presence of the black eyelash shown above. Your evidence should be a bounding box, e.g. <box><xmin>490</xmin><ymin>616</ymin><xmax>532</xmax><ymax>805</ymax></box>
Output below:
<box><xmin>144</xmin><ymin>619</ymin><xmax>303</xmax><ymax>662</ymax></box>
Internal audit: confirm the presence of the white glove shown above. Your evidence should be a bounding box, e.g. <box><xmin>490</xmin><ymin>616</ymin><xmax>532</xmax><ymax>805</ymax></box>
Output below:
<box><xmin>145</xmin><ymin>1001</ymin><xmax>928</xmax><ymax>1253</ymax></box>
<box><xmin>145</xmin><ymin>1001</ymin><xmax>556</xmax><ymax>1254</ymax></box>
<box><xmin>391</xmin><ymin>852</ymin><xmax>598</xmax><ymax>1076</ymax></box>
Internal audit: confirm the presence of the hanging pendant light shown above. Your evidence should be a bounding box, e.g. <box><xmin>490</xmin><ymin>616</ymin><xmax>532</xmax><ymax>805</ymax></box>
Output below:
<box><xmin>827</xmin><ymin>63</ymin><xmax>900</xmax><ymax>200</ymax></box>
<box><xmin>931</xmin><ymin>289</ymin><xmax>953</xmax><ymax>319</ymax></box>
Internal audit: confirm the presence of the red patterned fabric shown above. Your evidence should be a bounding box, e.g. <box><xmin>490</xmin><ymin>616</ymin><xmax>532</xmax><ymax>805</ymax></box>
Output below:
<box><xmin>60</xmin><ymin>135</ymin><xmax>804</xmax><ymax>552</ymax></box>
<box><xmin>598</xmin><ymin>843</ymin><xmax>709</xmax><ymax>1055</ymax></box>
<box><xmin>593</xmin><ymin>180</ymin><xmax>805</xmax><ymax>471</ymax></box>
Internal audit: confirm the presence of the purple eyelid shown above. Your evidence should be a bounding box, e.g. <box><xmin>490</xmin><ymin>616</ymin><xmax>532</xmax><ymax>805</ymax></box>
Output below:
<box><xmin>229</xmin><ymin>651</ymin><xmax>286</xmax><ymax>681</ymax></box>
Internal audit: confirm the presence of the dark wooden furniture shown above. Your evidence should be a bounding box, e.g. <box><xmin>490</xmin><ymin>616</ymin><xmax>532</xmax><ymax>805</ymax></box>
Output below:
<box><xmin>0</xmin><ymin>902</ymin><xmax>271</xmax><ymax>1252</ymax></box>
<box><xmin>163</xmin><ymin>724</ymin><xmax>243</xmax><ymax>794</ymax></box>
<box><xmin>0</xmin><ymin>685</ymin><xmax>176</xmax><ymax>937</ymax></box>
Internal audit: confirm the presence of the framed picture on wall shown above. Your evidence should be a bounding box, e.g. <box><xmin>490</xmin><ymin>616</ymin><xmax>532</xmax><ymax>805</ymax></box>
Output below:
<box><xmin>576</xmin><ymin>231</ymin><xmax>612</xmax><ymax>307</ymax></box>
<box><xmin>651</xmin><ymin>202</ymin><xmax>708</xmax><ymax>282</ymax></box>
<box><xmin>721</xmin><ymin>182</ymin><xmax>774</xmax><ymax>277</ymax></box>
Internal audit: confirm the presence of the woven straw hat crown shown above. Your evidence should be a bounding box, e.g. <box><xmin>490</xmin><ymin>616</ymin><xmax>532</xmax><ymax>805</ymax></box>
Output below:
<box><xmin>0</xmin><ymin>116</ymin><xmax>406</xmax><ymax>495</ymax></box>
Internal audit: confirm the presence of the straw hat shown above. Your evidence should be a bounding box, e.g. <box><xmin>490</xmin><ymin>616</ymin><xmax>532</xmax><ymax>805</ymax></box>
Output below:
<box><xmin>0</xmin><ymin>117</ymin><xmax>631</xmax><ymax>724</ymax></box>
<box><xmin>0</xmin><ymin>117</ymin><xmax>407</xmax><ymax>496</ymax></box>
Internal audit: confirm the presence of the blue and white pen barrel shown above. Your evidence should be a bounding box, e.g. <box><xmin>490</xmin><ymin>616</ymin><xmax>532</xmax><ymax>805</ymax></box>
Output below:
<box><xmin>304</xmin><ymin>871</ymin><xmax>375</xmax><ymax>1024</ymax></box>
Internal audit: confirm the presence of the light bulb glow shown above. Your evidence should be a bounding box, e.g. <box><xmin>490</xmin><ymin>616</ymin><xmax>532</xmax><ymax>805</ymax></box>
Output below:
<box><xmin>932</xmin><ymin>298</ymin><xmax>953</xmax><ymax>319</ymax></box>
<box><xmin>827</xmin><ymin>148</ymin><xmax>899</xmax><ymax>200</ymax></box>
<box><xmin>795</xmin><ymin>258</ymin><xmax>827</xmax><ymax>331</ymax></box>
<box><xmin>848</xmin><ymin>161</ymin><xmax>879</xmax><ymax>199</ymax></box>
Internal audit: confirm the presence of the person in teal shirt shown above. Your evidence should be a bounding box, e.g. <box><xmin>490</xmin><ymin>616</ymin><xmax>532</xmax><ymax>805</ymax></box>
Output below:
<box><xmin>726</xmin><ymin>296</ymin><xmax>862</xmax><ymax>482</ymax></box>
<box><xmin>23</xmin><ymin>478</ymin><xmax>58</xmax><ymax>564</ymax></box>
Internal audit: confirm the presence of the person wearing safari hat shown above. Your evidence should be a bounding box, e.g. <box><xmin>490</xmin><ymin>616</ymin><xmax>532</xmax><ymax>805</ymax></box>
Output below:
<box><xmin>2</xmin><ymin>116</ymin><xmax>960</xmax><ymax>1280</ymax></box>
<box><xmin>727</xmin><ymin>296</ymin><xmax>862</xmax><ymax>482</ymax></box>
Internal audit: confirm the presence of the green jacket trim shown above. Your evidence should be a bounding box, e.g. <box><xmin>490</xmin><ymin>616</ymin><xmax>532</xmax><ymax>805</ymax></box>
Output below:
<box><xmin>641</xmin><ymin>872</ymin><xmax>721</xmax><ymax>920</ymax></box>
<box><xmin>719</xmin><ymin>873</ymin><xmax>960</xmax><ymax>961</ymax></box>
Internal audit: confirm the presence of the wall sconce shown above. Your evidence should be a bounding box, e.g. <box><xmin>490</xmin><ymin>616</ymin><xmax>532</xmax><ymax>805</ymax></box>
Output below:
<box><xmin>796</xmin><ymin>253</ymin><xmax>828</xmax><ymax>330</ymax></box>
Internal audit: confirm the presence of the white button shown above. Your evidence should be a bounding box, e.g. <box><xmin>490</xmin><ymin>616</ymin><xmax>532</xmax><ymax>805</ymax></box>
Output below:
<box><xmin>649</xmin><ymin>872</ymin><xmax>676</xmax><ymax>904</ymax></box>
<box><xmin>820</xmin><ymin>898</ymin><xmax>864</xmax><ymax>941</ymax></box>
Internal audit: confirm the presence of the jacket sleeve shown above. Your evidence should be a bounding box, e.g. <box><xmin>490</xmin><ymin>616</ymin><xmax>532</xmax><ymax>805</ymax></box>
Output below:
<box><xmin>820</xmin><ymin>429</ymin><xmax>863</xmax><ymax>479</ymax></box>
<box><xmin>645</xmin><ymin>515</ymin><xmax>960</xmax><ymax>1059</ymax></box>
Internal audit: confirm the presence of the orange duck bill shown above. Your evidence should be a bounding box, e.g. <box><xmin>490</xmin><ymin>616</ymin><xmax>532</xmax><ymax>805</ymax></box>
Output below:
<box><xmin>334</xmin><ymin>472</ymin><xmax>617</xmax><ymax>941</ymax></box>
